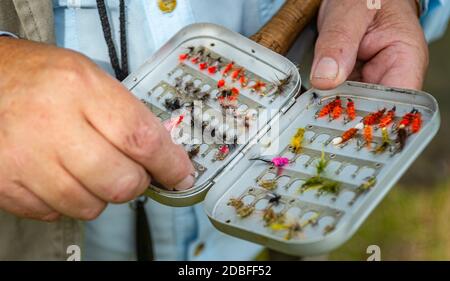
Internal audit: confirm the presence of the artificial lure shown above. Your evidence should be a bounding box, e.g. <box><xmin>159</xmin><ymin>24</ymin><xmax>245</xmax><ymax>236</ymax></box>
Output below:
<box><xmin>251</xmin><ymin>156</ymin><xmax>290</xmax><ymax>175</ymax></box>
<box><xmin>178</xmin><ymin>46</ymin><xmax>195</xmax><ymax>61</ymax></box>
<box><xmin>187</xmin><ymin>145</ymin><xmax>200</xmax><ymax>159</ymax></box>
<box><xmin>268</xmin><ymin>193</ymin><xmax>282</xmax><ymax>205</ymax></box>
<box><xmin>378</xmin><ymin>106</ymin><xmax>396</xmax><ymax>129</ymax></box>
<box><xmin>315</xmin><ymin>149</ymin><xmax>329</xmax><ymax>175</ymax></box>
<box><xmin>330</xmin><ymin>96</ymin><xmax>343</xmax><ymax>120</ymax></box>
<box><xmin>258</xmin><ymin>179</ymin><xmax>278</xmax><ymax>190</ymax></box>
<box><xmin>308</xmin><ymin>92</ymin><xmax>320</xmax><ymax>109</ymax></box>
<box><xmin>373</xmin><ymin>127</ymin><xmax>391</xmax><ymax>154</ymax></box>
<box><xmin>395</xmin><ymin>109</ymin><xmax>417</xmax><ymax>151</ymax></box>
<box><xmin>250</xmin><ymin>81</ymin><xmax>266</xmax><ymax>93</ymax></box>
<box><xmin>164</xmin><ymin>97</ymin><xmax>182</xmax><ymax>111</ymax></box>
<box><xmin>215</xmin><ymin>144</ymin><xmax>230</xmax><ymax>161</ymax></box>
<box><xmin>239</xmin><ymin>75</ymin><xmax>248</xmax><ymax>87</ymax></box>
<box><xmin>315</xmin><ymin>96</ymin><xmax>340</xmax><ymax>119</ymax></box>
<box><xmin>217</xmin><ymin>89</ymin><xmax>239</xmax><ymax>108</ymax></box>
<box><xmin>411</xmin><ymin>110</ymin><xmax>422</xmax><ymax>134</ymax></box>
<box><xmin>199</xmin><ymin>62</ymin><xmax>208</xmax><ymax>70</ymax></box>
<box><xmin>163</xmin><ymin>114</ymin><xmax>184</xmax><ymax>132</ymax></box>
<box><xmin>363</xmin><ymin>125</ymin><xmax>373</xmax><ymax>148</ymax></box>
<box><xmin>231</xmin><ymin>68</ymin><xmax>242</xmax><ymax>81</ymax></box>
<box><xmin>178</xmin><ymin>53</ymin><xmax>189</xmax><ymax>61</ymax></box>
<box><xmin>222</xmin><ymin>61</ymin><xmax>234</xmax><ymax>76</ymax></box>
<box><xmin>396</xmin><ymin>126</ymin><xmax>408</xmax><ymax>151</ymax></box>
<box><xmin>217</xmin><ymin>79</ymin><xmax>225</xmax><ymax>88</ymax></box>
<box><xmin>207</xmin><ymin>65</ymin><xmax>217</xmax><ymax>74</ymax></box>
<box><xmin>345</xmin><ymin>98</ymin><xmax>356</xmax><ymax>122</ymax></box>
<box><xmin>300</xmin><ymin>176</ymin><xmax>341</xmax><ymax>196</ymax></box>
<box><xmin>290</xmin><ymin>128</ymin><xmax>305</xmax><ymax>154</ymax></box>
<box><xmin>363</xmin><ymin>108</ymin><xmax>386</xmax><ymax>126</ymax></box>
<box><xmin>273</xmin><ymin>72</ymin><xmax>292</xmax><ymax>94</ymax></box>
<box><xmin>332</xmin><ymin>123</ymin><xmax>363</xmax><ymax>145</ymax></box>
<box><xmin>228</xmin><ymin>198</ymin><xmax>243</xmax><ymax>209</ymax></box>
<box><xmin>263</xmin><ymin>208</ymin><xmax>284</xmax><ymax>226</ymax></box>
<box><xmin>349</xmin><ymin>177</ymin><xmax>377</xmax><ymax>205</ymax></box>
<box><xmin>237</xmin><ymin>205</ymin><xmax>255</xmax><ymax>218</ymax></box>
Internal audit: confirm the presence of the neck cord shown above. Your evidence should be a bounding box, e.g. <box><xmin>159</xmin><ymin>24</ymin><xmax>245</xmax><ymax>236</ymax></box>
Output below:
<box><xmin>96</xmin><ymin>0</ymin><xmax>129</xmax><ymax>81</ymax></box>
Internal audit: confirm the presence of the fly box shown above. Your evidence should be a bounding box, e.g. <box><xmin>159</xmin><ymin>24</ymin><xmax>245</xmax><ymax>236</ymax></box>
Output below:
<box><xmin>122</xmin><ymin>23</ymin><xmax>440</xmax><ymax>256</ymax></box>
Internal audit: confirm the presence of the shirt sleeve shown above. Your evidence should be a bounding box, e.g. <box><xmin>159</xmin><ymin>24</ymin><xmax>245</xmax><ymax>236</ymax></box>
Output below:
<box><xmin>420</xmin><ymin>0</ymin><xmax>450</xmax><ymax>42</ymax></box>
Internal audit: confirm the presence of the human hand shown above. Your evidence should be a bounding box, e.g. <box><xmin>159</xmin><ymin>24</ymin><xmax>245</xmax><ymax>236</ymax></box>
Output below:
<box><xmin>0</xmin><ymin>38</ymin><xmax>194</xmax><ymax>221</ymax></box>
<box><xmin>310</xmin><ymin>0</ymin><xmax>428</xmax><ymax>90</ymax></box>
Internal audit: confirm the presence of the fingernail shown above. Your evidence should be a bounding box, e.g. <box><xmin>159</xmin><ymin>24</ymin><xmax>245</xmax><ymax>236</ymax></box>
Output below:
<box><xmin>174</xmin><ymin>174</ymin><xmax>195</xmax><ymax>191</ymax></box>
<box><xmin>312</xmin><ymin>57</ymin><xmax>339</xmax><ymax>80</ymax></box>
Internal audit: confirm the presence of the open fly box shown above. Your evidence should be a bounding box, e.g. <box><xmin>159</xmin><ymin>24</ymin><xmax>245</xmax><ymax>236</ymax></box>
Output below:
<box><xmin>122</xmin><ymin>23</ymin><xmax>440</xmax><ymax>256</ymax></box>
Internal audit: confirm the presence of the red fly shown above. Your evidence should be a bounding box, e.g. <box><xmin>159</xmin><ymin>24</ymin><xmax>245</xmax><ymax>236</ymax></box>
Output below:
<box><xmin>363</xmin><ymin>108</ymin><xmax>386</xmax><ymax>126</ymax></box>
<box><xmin>231</xmin><ymin>68</ymin><xmax>242</xmax><ymax>81</ymax></box>
<box><xmin>179</xmin><ymin>53</ymin><xmax>188</xmax><ymax>61</ymax></box>
<box><xmin>222</xmin><ymin>62</ymin><xmax>234</xmax><ymax>76</ymax></box>
<box><xmin>217</xmin><ymin>79</ymin><xmax>225</xmax><ymax>88</ymax></box>
<box><xmin>411</xmin><ymin>110</ymin><xmax>422</xmax><ymax>133</ymax></box>
<box><xmin>199</xmin><ymin>62</ymin><xmax>208</xmax><ymax>70</ymax></box>
<box><xmin>251</xmin><ymin>81</ymin><xmax>266</xmax><ymax>92</ymax></box>
<box><xmin>208</xmin><ymin>65</ymin><xmax>217</xmax><ymax>74</ymax></box>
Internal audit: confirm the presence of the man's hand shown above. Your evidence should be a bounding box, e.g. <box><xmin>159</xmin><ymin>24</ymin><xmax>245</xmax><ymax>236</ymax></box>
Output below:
<box><xmin>310</xmin><ymin>0</ymin><xmax>428</xmax><ymax>90</ymax></box>
<box><xmin>0</xmin><ymin>38</ymin><xmax>195</xmax><ymax>221</ymax></box>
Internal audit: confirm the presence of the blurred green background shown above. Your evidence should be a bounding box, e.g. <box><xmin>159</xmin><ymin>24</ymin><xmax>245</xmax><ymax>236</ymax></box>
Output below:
<box><xmin>329</xmin><ymin>28</ymin><xmax>450</xmax><ymax>261</ymax></box>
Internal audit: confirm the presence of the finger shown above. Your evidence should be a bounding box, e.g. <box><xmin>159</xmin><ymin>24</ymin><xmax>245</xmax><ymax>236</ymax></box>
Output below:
<box><xmin>0</xmin><ymin>180</ymin><xmax>60</xmax><ymax>221</ymax></box>
<box><xmin>310</xmin><ymin>0</ymin><xmax>376</xmax><ymax>89</ymax></box>
<box><xmin>58</xmin><ymin>118</ymin><xmax>151</xmax><ymax>203</ymax></box>
<box><xmin>20</xmin><ymin>158</ymin><xmax>107</xmax><ymax>221</ymax></box>
<box><xmin>82</xmin><ymin>76</ymin><xmax>195</xmax><ymax>191</ymax></box>
<box><xmin>361</xmin><ymin>44</ymin><xmax>427</xmax><ymax>90</ymax></box>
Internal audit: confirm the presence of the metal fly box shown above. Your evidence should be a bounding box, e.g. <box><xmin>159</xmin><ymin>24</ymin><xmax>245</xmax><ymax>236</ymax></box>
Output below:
<box><xmin>123</xmin><ymin>23</ymin><xmax>440</xmax><ymax>256</ymax></box>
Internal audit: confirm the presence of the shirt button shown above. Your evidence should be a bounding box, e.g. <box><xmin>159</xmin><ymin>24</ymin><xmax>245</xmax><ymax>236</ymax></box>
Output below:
<box><xmin>157</xmin><ymin>0</ymin><xmax>177</xmax><ymax>13</ymax></box>
<box><xmin>193</xmin><ymin>242</ymin><xmax>205</xmax><ymax>257</ymax></box>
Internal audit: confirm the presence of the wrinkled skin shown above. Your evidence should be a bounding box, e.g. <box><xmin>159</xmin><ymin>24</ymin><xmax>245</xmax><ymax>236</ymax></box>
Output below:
<box><xmin>311</xmin><ymin>0</ymin><xmax>428</xmax><ymax>91</ymax></box>
<box><xmin>0</xmin><ymin>38</ymin><xmax>194</xmax><ymax>221</ymax></box>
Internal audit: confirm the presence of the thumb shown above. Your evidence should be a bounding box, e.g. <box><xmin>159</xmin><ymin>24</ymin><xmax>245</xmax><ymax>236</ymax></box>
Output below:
<box><xmin>310</xmin><ymin>0</ymin><xmax>376</xmax><ymax>89</ymax></box>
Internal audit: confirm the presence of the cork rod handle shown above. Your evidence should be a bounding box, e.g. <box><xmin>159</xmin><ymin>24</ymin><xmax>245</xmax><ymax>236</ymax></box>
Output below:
<box><xmin>251</xmin><ymin>0</ymin><xmax>322</xmax><ymax>55</ymax></box>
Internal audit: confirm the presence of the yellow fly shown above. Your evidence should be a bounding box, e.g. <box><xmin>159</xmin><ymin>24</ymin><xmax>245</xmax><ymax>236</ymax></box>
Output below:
<box><xmin>290</xmin><ymin>128</ymin><xmax>305</xmax><ymax>154</ymax></box>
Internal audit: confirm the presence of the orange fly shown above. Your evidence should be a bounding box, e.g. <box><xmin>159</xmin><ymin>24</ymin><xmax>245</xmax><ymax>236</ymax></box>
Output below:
<box><xmin>332</xmin><ymin>127</ymin><xmax>360</xmax><ymax>145</ymax></box>
<box><xmin>239</xmin><ymin>75</ymin><xmax>248</xmax><ymax>87</ymax></box>
<box><xmin>378</xmin><ymin>106</ymin><xmax>396</xmax><ymax>128</ymax></box>
<box><xmin>316</xmin><ymin>96</ymin><xmax>340</xmax><ymax>119</ymax></box>
<box><xmin>345</xmin><ymin>98</ymin><xmax>356</xmax><ymax>122</ymax></box>
<box><xmin>363</xmin><ymin>125</ymin><xmax>373</xmax><ymax>148</ymax></box>
<box><xmin>363</xmin><ymin>108</ymin><xmax>386</xmax><ymax>126</ymax></box>
<box><xmin>330</xmin><ymin>97</ymin><xmax>343</xmax><ymax>120</ymax></box>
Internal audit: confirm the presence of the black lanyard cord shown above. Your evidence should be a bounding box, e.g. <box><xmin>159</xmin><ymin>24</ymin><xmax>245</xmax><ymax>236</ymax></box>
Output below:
<box><xmin>96</xmin><ymin>0</ymin><xmax>129</xmax><ymax>81</ymax></box>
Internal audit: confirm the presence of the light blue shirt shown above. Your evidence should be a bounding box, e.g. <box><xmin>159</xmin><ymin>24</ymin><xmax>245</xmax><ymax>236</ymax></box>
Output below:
<box><xmin>49</xmin><ymin>0</ymin><xmax>450</xmax><ymax>261</ymax></box>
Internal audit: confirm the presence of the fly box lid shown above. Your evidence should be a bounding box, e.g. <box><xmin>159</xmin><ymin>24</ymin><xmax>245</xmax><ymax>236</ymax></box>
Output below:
<box><xmin>123</xmin><ymin>23</ymin><xmax>440</xmax><ymax>256</ymax></box>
